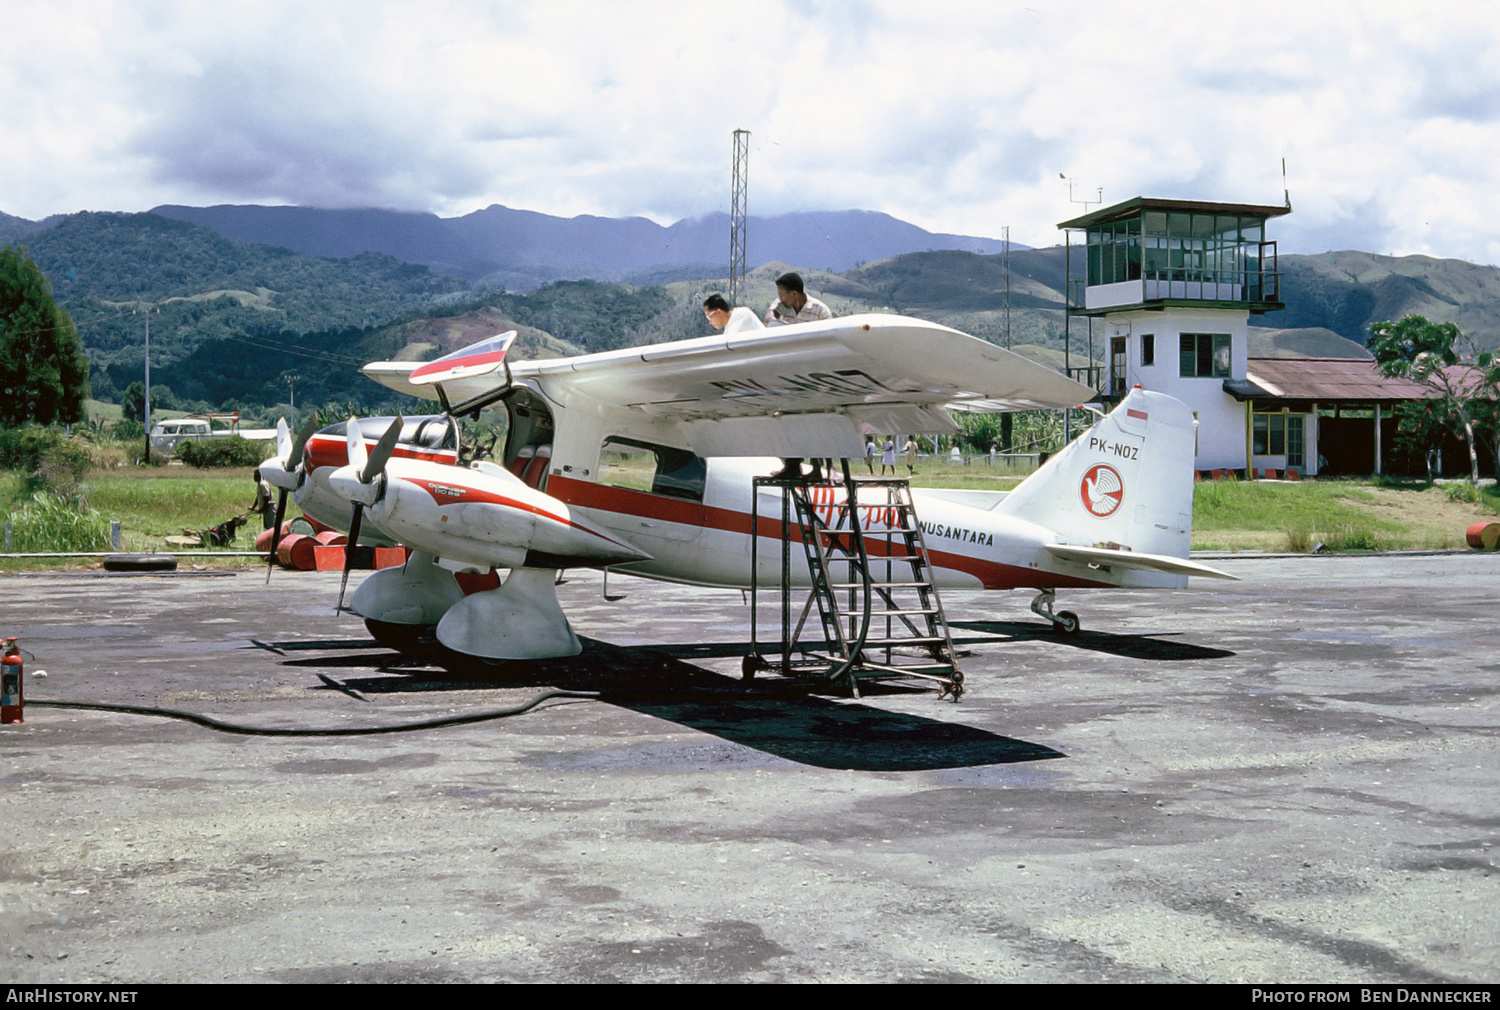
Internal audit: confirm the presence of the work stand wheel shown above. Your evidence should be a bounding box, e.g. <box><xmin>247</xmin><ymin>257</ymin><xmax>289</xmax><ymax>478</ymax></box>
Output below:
<box><xmin>1051</xmin><ymin>610</ymin><xmax>1081</xmax><ymax>637</ymax></box>
<box><xmin>741</xmin><ymin>654</ymin><xmax>763</xmax><ymax>681</ymax></box>
<box><xmin>939</xmin><ymin>670</ymin><xmax>965</xmax><ymax>702</ymax></box>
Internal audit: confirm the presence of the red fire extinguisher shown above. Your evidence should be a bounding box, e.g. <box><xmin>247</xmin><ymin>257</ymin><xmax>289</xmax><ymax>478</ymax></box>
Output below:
<box><xmin>1</xmin><ymin>637</ymin><xmax>22</xmax><ymax>724</ymax></box>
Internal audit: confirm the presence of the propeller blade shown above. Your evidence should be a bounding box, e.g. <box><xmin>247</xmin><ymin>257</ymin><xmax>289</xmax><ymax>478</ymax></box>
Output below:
<box><xmin>346</xmin><ymin>417</ymin><xmax>368</xmax><ymax>477</ymax></box>
<box><xmin>274</xmin><ymin>418</ymin><xmax>291</xmax><ymax>461</ymax></box>
<box><xmin>286</xmin><ymin>415</ymin><xmax>319</xmax><ymax>472</ymax></box>
<box><xmin>361</xmin><ymin>414</ymin><xmax>404</xmax><ymax>484</ymax></box>
<box><xmin>336</xmin><ymin>502</ymin><xmax>364</xmax><ymax>614</ymax></box>
<box><xmin>265</xmin><ymin>487</ymin><xmax>289</xmax><ymax>585</ymax></box>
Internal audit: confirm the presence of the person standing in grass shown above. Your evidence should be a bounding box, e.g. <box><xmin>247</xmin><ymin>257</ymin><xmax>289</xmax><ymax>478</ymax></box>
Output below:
<box><xmin>249</xmin><ymin>470</ymin><xmax>275</xmax><ymax>530</ymax></box>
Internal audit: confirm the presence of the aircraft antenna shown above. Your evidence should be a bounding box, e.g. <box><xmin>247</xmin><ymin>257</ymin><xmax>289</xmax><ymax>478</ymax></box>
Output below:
<box><xmin>729</xmin><ymin>129</ymin><xmax>750</xmax><ymax>305</ymax></box>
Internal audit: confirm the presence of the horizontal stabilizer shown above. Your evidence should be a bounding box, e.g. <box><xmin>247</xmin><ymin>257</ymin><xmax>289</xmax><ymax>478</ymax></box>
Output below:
<box><xmin>1044</xmin><ymin>543</ymin><xmax>1239</xmax><ymax>581</ymax></box>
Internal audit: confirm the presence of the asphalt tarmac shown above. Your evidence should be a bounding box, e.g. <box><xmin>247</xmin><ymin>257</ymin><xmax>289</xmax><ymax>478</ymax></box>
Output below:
<box><xmin>2</xmin><ymin>553</ymin><xmax>1497</xmax><ymax>983</ymax></box>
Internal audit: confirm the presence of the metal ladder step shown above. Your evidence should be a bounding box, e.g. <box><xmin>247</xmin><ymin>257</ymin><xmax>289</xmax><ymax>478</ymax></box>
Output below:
<box><xmin>751</xmin><ymin>470</ymin><xmax>963</xmax><ymax>700</ymax></box>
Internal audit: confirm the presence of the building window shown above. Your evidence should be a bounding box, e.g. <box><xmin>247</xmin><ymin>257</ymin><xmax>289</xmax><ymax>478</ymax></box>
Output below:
<box><xmin>1111</xmin><ymin>337</ymin><xmax>1127</xmax><ymax>396</ymax></box>
<box><xmin>1086</xmin><ymin>218</ymin><xmax>1143</xmax><ymax>286</ymax></box>
<box><xmin>1180</xmin><ymin>333</ymin><xmax>1231</xmax><ymax>378</ymax></box>
<box><xmin>1141</xmin><ymin>334</ymin><xmax>1154</xmax><ymax>367</ymax></box>
<box><xmin>1253</xmin><ymin>412</ymin><xmax>1286</xmax><ymax>456</ymax></box>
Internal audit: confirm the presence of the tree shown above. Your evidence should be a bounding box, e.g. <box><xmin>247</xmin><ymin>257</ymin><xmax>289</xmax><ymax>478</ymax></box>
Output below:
<box><xmin>1368</xmin><ymin>316</ymin><xmax>1500</xmax><ymax>484</ymax></box>
<box><xmin>118</xmin><ymin>381</ymin><xmax>173</xmax><ymax>424</ymax></box>
<box><xmin>0</xmin><ymin>246</ymin><xmax>89</xmax><ymax>426</ymax></box>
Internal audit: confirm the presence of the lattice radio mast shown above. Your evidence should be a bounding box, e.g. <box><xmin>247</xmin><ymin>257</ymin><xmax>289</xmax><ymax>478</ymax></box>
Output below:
<box><xmin>729</xmin><ymin>129</ymin><xmax>750</xmax><ymax>304</ymax></box>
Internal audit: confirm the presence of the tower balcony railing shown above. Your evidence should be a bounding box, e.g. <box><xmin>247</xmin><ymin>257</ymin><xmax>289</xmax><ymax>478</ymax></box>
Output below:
<box><xmin>1067</xmin><ymin>364</ymin><xmax>1104</xmax><ymax>392</ymax></box>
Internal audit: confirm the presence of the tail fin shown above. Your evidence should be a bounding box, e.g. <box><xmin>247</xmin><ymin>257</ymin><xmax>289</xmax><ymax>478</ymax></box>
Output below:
<box><xmin>999</xmin><ymin>387</ymin><xmax>1197</xmax><ymax>564</ymax></box>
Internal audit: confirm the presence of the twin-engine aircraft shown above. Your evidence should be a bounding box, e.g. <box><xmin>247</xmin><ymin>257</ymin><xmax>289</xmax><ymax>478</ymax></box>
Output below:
<box><xmin>259</xmin><ymin>315</ymin><xmax>1234</xmax><ymax>663</ymax></box>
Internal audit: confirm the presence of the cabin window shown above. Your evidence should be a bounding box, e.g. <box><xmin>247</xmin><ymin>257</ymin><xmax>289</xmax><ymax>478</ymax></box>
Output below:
<box><xmin>1179</xmin><ymin>333</ymin><xmax>1231</xmax><ymax>378</ymax></box>
<box><xmin>597</xmin><ymin>437</ymin><xmax>706</xmax><ymax>503</ymax></box>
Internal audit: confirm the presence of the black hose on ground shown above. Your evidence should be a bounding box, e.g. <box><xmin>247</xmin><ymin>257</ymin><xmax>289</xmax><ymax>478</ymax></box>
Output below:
<box><xmin>28</xmin><ymin>689</ymin><xmax>599</xmax><ymax>737</ymax></box>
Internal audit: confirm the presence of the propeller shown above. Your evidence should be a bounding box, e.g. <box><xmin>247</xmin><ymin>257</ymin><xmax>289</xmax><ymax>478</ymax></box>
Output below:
<box><xmin>265</xmin><ymin>415</ymin><xmax>321</xmax><ymax>584</ymax></box>
<box><xmin>336</xmin><ymin>415</ymin><xmax>404</xmax><ymax>614</ymax></box>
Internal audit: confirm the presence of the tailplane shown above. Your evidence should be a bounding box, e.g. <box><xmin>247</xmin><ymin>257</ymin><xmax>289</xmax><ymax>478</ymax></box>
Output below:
<box><xmin>999</xmin><ymin>388</ymin><xmax>1234</xmax><ymax>584</ymax></box>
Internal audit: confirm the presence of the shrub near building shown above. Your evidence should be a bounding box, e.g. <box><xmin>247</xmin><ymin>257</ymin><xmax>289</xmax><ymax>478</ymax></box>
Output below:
<box><xmin>176</xmin><ymin>435</ymin><xmax>270</xmax><ymax>469</ymax></box>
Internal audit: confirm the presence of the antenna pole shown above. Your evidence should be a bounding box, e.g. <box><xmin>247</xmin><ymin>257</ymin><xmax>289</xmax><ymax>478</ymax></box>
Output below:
<box><xmin>730</xmin><ymin>129</ymin><xmax>750</xmax><ymax>305</ymax></box>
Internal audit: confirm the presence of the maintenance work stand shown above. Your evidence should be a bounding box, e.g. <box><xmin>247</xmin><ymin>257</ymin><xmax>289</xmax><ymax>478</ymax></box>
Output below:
<box><xmin>744</xmin><ymin>465</ymin><xmax>964</xmax><ymax>700</ymax></box>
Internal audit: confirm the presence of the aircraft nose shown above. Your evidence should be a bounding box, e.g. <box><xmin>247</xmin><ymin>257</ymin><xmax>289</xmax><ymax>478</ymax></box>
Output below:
<box><xmin>522</xmin><ymin>513</ymin><xmax>653</xmax><ymax>568</ymax></box>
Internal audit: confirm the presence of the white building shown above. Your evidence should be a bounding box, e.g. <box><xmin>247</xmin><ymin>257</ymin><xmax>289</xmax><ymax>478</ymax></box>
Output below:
<box><xmin>1058</xmin><ymin>197</ymin><xmax>1294</xmax><ymax>473</ymax></box>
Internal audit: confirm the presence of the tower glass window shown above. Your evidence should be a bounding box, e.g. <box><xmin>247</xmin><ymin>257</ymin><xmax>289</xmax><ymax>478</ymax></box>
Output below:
<box><xmin>1066</xmin><ymin>199</ymin><xmax>1285</xmax><ymax>313</ymax></box>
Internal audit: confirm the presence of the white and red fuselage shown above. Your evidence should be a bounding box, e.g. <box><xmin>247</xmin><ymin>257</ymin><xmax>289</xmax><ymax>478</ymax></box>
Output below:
<box><xmin>274</xmin><ymin>387</ymin><xmax>1204</xmax><ymax>599</ymax></box>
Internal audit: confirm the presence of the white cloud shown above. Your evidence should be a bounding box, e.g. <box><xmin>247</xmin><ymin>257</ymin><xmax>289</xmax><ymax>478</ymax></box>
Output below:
<box><xmin>2</xmin><ymin>0</ymin><xmax>1499</xmax><ymax>263</ymax></box>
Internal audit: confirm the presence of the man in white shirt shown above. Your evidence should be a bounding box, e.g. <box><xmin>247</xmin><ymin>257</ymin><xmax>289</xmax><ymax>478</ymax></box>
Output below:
<box><xmin>703</xmin><ymin>293</ymin><xmax>765</xmax><ymax>335</ymax></box>
<box><xmin>763</xmin><ymin>272</ymin><xmax>832</xmax><ymax>326</ymax></box>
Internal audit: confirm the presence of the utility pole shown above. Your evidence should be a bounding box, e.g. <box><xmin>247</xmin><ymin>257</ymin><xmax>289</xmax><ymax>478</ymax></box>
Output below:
<box><xmin>1001</xmin><ymin>225</ymin><xmax>1013</xmax><ymax>453</ymax></box>
<box><xmin>1060</xmin><ymin>176</ymin><xmax>1102</xmax><ymax>445</ymax></box>
<box><xmin>729</xmin><ymin>129</ymin><xmax>750</xmax><ymax>305</ymax></box>
<box><xmin>1002</xmin><ymin>225</ymin><xmax>1011</xmax><ymax>350</ymax></box>
<box><xmin>142</xmin><ymin>306</ymin><xmax>152</xmax><ymax>465</ymax></box>
<box><xmin>286</xmin><ymin>374</ymin><xmax>302</xmax><ymax>433</ymax></box>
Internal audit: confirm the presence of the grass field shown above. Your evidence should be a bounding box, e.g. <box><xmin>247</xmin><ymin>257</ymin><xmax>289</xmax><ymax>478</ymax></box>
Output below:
<box><xmin>3</xmin><ymin>460</ymin><xmax>1498</xmax><ymax>569</ymax></box>
<box><xmin>1</xmin><ymin>466</ymin><xmax>289</xmax><ymax>570</ymax></box>
<box><xmin>900</xmin><ymin>459</ymin><xmax>1500</xmax><ymax>551</ymax></box>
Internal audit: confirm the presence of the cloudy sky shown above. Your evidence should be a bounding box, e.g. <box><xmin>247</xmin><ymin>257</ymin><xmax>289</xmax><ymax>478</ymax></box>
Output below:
<box><xmin>3</xmin><ymin>0</ymin><xmax>1498</xmax><ymax>263</ymax></box>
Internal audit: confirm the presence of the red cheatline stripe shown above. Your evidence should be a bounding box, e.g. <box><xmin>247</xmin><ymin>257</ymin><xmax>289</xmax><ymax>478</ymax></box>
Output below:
<box><xmin>304</xmin><ymin>435</ymin><xmax>454</xmax><ymax>471</ymax></box>
<box><xmin>546</xmin><ymin>476</ymin><xmax>1108</xmax><ymax>591</ymax></box>
<box><xmin>402</xmin><ymin>478</ymin><xmax>634</xmax><ymax>550</ymax></box>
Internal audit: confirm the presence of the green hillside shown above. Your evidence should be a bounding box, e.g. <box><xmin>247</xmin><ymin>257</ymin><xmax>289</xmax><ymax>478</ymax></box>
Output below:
<box><xmin>13</xmin><ymin>208</ymin><xmax>1500</xmax><ymax>421</ymax></box>
<box><xmin>14</xmin><ymin>212</ymin><xmax>469</xmax><ymax>400</ymax></box>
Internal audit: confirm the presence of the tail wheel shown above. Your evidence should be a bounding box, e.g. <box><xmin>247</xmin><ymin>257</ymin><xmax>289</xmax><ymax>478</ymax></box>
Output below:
<box><xmin>1052</xmin><ymin>610</ymin><xmax>1080</xmax><ymax>636</ymax></box>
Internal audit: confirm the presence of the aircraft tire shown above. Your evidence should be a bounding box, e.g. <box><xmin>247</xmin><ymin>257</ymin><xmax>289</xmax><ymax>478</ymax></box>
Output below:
<box><xmin>1052</xmin><ymin>611</ymin><xmax>1080</xmax><ymax>636</ymax></box>
<box><xmin>101</xmin><ymin>553</ymin><xmax>178</xmax><ymax>573</ymax></box>
<box><xmin>364</xmin><ymin>618</ymin><xmax>437</xmax><ymax>654</ymax></box>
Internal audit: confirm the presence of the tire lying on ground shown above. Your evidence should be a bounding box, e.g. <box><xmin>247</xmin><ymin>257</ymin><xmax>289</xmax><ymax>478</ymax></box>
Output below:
<box><xmin>102</xmin><ymin>553</ymin><xmax>178</xmax><ymax>573</ymax></box>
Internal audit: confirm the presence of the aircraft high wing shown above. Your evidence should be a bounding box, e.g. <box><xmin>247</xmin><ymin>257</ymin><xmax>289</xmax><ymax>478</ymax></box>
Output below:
<box><xmin>263</xmin><ymin>315</ymin><xmax>1232</xmax><ymax>672</ymax></box>
<box><xmin>364</xmin><ymin>314</ymin><xmax>1093</xmax><ymax>457</ymax></box>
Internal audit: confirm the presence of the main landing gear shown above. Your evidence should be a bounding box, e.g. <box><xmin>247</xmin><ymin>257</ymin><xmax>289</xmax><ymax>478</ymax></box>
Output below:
<box><xmin>1030</xmin><ymin>589</ymin><xmax>1080</xmax><ymax>637</ymax></box>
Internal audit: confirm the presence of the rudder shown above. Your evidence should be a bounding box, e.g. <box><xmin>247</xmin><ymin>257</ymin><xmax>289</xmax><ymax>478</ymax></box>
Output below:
<box><xmin>998</xmin><ymin>388</ymin><xmax>1197</xmax><ymax>560</ymax></box>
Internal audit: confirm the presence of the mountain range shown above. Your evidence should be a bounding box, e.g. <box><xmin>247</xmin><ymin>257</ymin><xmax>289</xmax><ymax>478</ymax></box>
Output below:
<box><xmin>6</xmin><ymin>202</ymin><xmax>1500</xmax><ymax>417</ymax></box>
<box><xmin>146</xmin><ymin>204</ymin><xmax>1013</xmax><ymax>289</ymax></box>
